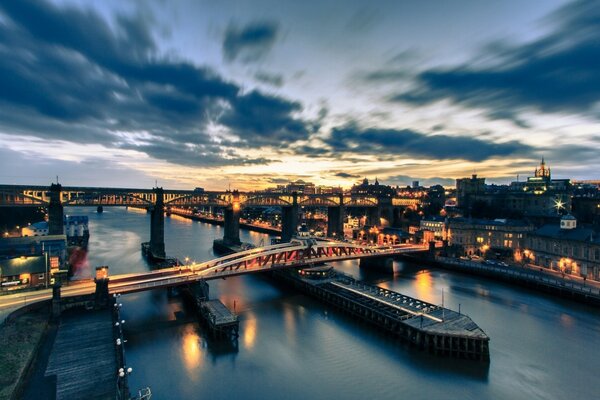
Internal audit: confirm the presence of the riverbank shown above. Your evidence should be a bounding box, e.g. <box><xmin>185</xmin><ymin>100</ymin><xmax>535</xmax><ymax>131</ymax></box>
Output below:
<box><xmin>0</xmin><ymin>307</ymin><xmax>49</xmax><ymax>400</ymax></box>
<box><xmin>412</xmin><ymin>255</ymin><xmax>600</xmax><ymax>306</ymax></box>
<box><xmin>169</xmin><ymin>209</ymin><xmax>281</xmax><ymax>235</ymax></box>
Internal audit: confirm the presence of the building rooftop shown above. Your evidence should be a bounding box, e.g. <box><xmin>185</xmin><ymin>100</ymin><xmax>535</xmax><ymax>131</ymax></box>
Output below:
<box><xmin>0</xmin><ymin>255</ymin><xmax>46</xmax><ymax>276</ymax></box>
<box><xmin>448</xmin><ymin>217</ymin><xmax>531</xmax><ymax>227</ymax></box>
<box><xmin>532</xmin><ymin>224</ymin><xmax>600</xmax><ymax>243</ymax></box>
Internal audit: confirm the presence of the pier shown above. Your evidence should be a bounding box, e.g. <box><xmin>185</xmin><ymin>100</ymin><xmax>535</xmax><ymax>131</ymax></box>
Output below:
<box><xmin>274</xmin><ymin>268</ymin><xmax>490</xmax><ymax>361</ymax></box>
<box><xmin>199</xmin><ymin>300</ymin><xmax>239</xmax><ymax>339</ymax></box>
<box><xmin>45</xmin><ymin>309</ymin><xmax>117</xmax><ymax>399</ymax></box>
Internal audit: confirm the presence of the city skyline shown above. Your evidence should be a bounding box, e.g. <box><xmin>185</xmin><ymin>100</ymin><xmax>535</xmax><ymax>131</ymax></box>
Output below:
<box><xmin>1</xmin><ymin>0</ymin><xmax>599</xmax><ymax>190</ymax></box>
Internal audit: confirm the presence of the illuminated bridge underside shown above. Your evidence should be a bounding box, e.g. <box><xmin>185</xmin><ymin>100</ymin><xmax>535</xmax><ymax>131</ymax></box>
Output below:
<box><xmin>108</xmin><ymin>242</ymin><xmax>431</xmax><ymax>294</ymax></box>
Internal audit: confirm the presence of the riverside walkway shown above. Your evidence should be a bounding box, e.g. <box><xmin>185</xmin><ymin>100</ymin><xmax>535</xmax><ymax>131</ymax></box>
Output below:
<box><xmin>435</xmin><ymin>256</ymin><xmax>600</xmax><ymax>305</ymax></box>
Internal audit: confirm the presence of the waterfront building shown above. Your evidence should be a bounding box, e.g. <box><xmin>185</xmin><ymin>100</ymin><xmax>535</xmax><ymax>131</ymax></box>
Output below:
<box><xmin>21</xmin><ymin>216</ymin><xmax>89</xmax><ymax>240</ymax></box>
<box><xmin>447</xmin><ymin>218</ymin><xmax>534</xmax><ymax>258</ymax></box>
<box><xmin>525</xmin><ymin>215</ymin><xmax>600</xmax><ymax>280</ymax></box>
<box><xmin>0</xmin><ymin>255</ymin><xmax>48</xmax><ymax>288</ymax></box>
<box><xmin>0</xmin><ymin>235</ymin><xmax>67</xmax><ymax>272</ymax></box>
<box><xmin>419</xmin><ymin>217</ymin><xmax>447</xmax><ymax>239</ymax></box>
<box><xmin>21</xmin><ymin>221</ymin><xmax>49</xmax><ymax>237</ymax></box>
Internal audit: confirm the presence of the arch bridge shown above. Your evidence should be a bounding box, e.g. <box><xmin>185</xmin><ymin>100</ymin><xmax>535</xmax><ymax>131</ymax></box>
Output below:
<box><xmin>107</xmin><ymin>240</ymin><xmax>431</xmax><ymax>294</ymax></box>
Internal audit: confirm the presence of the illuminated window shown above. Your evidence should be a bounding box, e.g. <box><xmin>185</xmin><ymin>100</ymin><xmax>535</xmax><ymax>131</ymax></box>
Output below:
<box><xmin>50</xmin><ymin>257</ymin><xmax>59</xmax><ymax>270</ymax></box>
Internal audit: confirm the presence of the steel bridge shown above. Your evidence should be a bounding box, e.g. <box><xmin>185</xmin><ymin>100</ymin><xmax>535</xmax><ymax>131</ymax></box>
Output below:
<box><xmin>107</xmin><ymin>240</ymin><xmax>431</xmax><ymax>294</ymax></box>
<box><xmin>0</xmin><ymin>183</ymin><xmax>420</xmax><ymax>259</ymax></box>
<box><xmin>0</xmin><ymin>184</ymin><xmax>382</xmax><ymax>208</ymax></box>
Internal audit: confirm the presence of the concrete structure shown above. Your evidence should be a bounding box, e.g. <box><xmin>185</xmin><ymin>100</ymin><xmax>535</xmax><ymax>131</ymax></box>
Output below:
<box><xmin>326</xmin><ymin>194</ymin><xmax>344</xmax><ymax>238</ymax></box>
<box><xmin>149</xmin><ymin>187</ymin><xmax>166</xmax><ymax>259</ymax></box>
<box><xmin>48</xmin><ymin>183</ymin><xmax>64</xmax><ymax>235</ymax></box>
<box><xmin>281</xmin><ymin>193</ymin><xmax>299</xmax><ymax>242</ymax></box>
<box><xmin>525</xmin><ymin>215</ymin><xmax>600</xmax><ymax>280</ymax></box>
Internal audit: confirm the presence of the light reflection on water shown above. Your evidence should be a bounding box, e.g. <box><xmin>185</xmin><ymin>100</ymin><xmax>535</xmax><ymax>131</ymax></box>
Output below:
<box><xmin>181</xmin><ymin>325</ymin><xmax>203</xmax><ymax>376</ymax></box>
<box><xmin>69</xmin><ymin>207</ymin><xmax>600</xmax><ymax>400</ymax></box>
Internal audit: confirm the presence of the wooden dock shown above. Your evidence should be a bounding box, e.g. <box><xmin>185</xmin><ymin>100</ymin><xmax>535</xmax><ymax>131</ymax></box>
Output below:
<box><xmin>45</xmin><ymin>309</ymin><xmax>117</xmax><ymax>400</ymax></box>
<box><xmin>199</xmin><ymin>300</ymin><xmax>239</xmax><ymax>339</ymax></box>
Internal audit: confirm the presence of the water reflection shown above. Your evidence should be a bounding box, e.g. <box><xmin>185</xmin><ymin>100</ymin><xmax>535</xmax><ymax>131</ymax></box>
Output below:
<box><xmin>559</xmin><ymin>313</ymin><xmax>574</xmax><ymax>329</ymax></box>
<box><xmin>182</xmin><ymin>325</ymin><xmax>203</xmax><ymax>375</ymax></box>
<box><xmin>414</xmin><ymin>270</ymin><xmax>434</xmax><ymax>302</ymax></box>
<box><xmin>243</xmin><ymin>315</ymin><xmax>257</xmax><ymax>350</ymax></box>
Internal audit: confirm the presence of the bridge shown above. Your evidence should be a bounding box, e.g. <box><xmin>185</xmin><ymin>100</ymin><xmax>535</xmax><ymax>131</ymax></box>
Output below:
<box><xmin>107</xmin><ymin>240</ymin><xmax>431</xmax><ymax>294</ymax></box>
<box><xmin>0</xmin><ymin>184</ymin><xmax>419</xmax><ymax>259</ymax></box>
<box><xmin>0</xmin><ymin>240</ymin><xmax>433</xmax><ymax>316</ymax></box>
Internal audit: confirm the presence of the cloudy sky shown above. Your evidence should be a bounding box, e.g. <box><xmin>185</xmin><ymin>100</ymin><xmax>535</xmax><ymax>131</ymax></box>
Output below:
<box><xmin>0</xmin><ymin>0</ymin><xmax>598</xmax><ymax>189</ymax></box>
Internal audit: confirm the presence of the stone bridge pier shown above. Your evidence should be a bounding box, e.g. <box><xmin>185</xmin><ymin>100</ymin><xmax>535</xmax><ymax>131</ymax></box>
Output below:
<box><xmin>48</xmin><ymin>183</ymin><xmax>64</xmax><ymax>235</ymax></box>
<box><xmin>223</xmin><ymin>191</ymin><xmax>241</xmax><ymax>246</ymax></box>
<box><xmin>281</xmin><ymin>193</ymin><xmax>299</xmax><ymax>242</ymax></box>
<box><xmin>327</xmin><ymin>194</ymin><xmax>344</xmax><ymax>238</ymax></box>
<box><xmin>149</xmin><ymin>187</ymin><xmax>166</xmax><ymax>259</ymax></box>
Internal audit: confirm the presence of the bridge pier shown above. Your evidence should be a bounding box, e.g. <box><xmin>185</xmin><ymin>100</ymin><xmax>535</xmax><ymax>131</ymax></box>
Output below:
<box><xmin>366</xmin><ymin>207</ymin><xmax>380</xmax><ymax>227</ymax></box>
<box><xmin>327</xmin><ymin>200</ymin><xmax>344</xmax><ymax>239</ymax></box>
<box><xmin>281</xmin><ymin>193</ymin><xmax>299</xmax><ymax>242</ymax></box>
<box><xmin>48</xmin><ymin>183</ymin><xmax>64</xmax><ymax>235</ymax></box>
<box><xmin>94</xmin><ymin>266</ymin><xmax>110</xmax><ymax>309</ymax></box>
<box><xmin>377</xmin><ymin>197</ymin><xmax>393</xmax><ymax>228</ymax></box>
<box><xmin>223</xmin><ymin>193</ymin><xmax>241</xmax><ymax>246</ymax></box>
<box><xmin>150</xmin><ymin>187</ymin><xmax>166</xmax><ymax>259</ymax></box>
<box><xmin>52</xmin><ymin>283</ymin><xmax>62</xmax><ymax>319</ymax></box>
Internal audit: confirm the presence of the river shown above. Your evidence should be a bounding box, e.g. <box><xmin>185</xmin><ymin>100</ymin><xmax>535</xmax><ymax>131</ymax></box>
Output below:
<box><xmin>70</xmin><ymin>207</ymin><xmax>600</xmax><ymax>400</ymax></box>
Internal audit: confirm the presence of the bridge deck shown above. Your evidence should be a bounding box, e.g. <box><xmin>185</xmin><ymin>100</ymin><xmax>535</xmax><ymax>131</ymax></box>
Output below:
<box><xmin>329</xmin><ymin>281</ymin><xmax>488</xmax><ymax>339</ymax></box>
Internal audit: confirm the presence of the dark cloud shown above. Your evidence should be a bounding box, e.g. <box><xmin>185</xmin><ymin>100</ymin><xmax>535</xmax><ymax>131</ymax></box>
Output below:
<box><xmin>220</xmin><ymin>90</ymin><xmax>309</xmax><ymax>147</ymax></box>
<box><xmin>254</xmin><ymin>71</ymin><xmax>284</xmax><ymax>87</ymax></box>
<box><xmin>0</xmin><ymin>0</ymin><xmax>307</xmax><ymax>166</ymax></box>
<box><xmin>391</xmin><ymin>0</ymin><xmax>600</xmax><ymax>121</ymax></box>
<box><xmin>223</xmin><ymin>21</ymin><xmax>279</xmax><ymax>63</ymax></box>
<box><xmin>333</xmin><ymin>172</ymin><xmax>360</xmax><ymax>179</ymax></box>
<box><xmin>324</xmin><ymin>123</ymin><xmax>530</xmax><ymax>162</ymax></box>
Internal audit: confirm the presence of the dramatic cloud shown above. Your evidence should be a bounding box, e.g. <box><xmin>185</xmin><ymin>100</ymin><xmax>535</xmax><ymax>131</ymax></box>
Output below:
<box><xmin>223</xmin><ymin>21</ymin><xmax>279</xmax><ymax>63</ymax></box>
<box><xmin>324</xmin><ymin>123</ymin><xmax>530</xmax><ymax>162</ymax></box>
<box><xmin>220</xmin><ymin>91</ymin><xmax>309</xmax><ymax>147</ymax></box>
<box><xmin>386</xmin><ymin>175</ymin><xmax>455</xmax><ymax>187</ymax></box>
<box><xmin>0</xmin><ymin>0</ymin><xmax>307</xmax><ymax>167</ymax></box>
<box><xmin>392</xmin><ymin>0</ymin><xmax>600</xmax><ymax>120</ymax></box>
<box><xmin>332</xmin><ymin>172</ymin><xmax>360</xmax><ymax>179</ymax></box>
<box><xmin>254</xmin><ymin>71</ymin><xmax>284</xmax><ymax>87</ymax></box>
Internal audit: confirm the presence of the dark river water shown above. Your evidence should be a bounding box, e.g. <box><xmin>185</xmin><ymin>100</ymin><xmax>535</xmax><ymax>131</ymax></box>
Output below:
<box><xmin>70</xmin><ymin>207</ymin><xmax>600</xmax><ymax>400</ymax></box>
